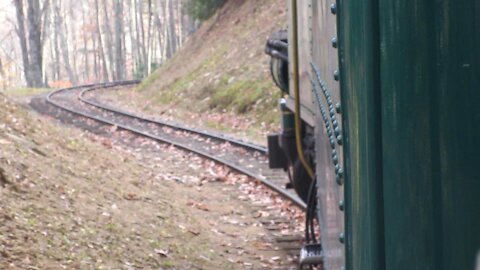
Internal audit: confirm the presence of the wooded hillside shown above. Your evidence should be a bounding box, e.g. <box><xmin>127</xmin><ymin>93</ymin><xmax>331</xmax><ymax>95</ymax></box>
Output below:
<box><xmin>1</xmin><ymin>0</ymin><xmax>205</xmax><ymax>88</ymax></box>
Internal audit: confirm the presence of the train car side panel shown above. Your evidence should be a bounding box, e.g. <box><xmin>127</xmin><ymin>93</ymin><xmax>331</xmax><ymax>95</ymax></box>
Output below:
<box><xmin>379</xmin><ymin>0</ymin><xmax>480</xmax><ymax>269</ymax></box>
<box><xmin>337</xmin><ymin>0</ymin><xmax>385</xmax><ymax>269</ymax></box>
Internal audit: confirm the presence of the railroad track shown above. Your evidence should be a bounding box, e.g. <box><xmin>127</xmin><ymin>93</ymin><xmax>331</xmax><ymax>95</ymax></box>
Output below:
<box><xmin>44</xmin><ymin>81</ymin><xmax>306</xmax><ymax>210</ymax></box>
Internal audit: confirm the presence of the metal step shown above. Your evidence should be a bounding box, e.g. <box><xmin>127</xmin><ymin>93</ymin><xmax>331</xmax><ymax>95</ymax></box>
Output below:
<box><xmin>299</xmin><ymin>243</ymin><xmax>323</xmax><ymax>268</ymax></box>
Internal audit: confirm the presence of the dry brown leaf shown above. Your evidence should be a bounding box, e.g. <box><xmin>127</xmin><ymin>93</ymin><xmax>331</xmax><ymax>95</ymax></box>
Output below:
<box><xmin>123</xmin><ymin>193</ymin><xmax>140</xmax><ymax>201</ymax></box>
<box><xmin>188</xmin><ymin>229</ymin><xmax>200</xmax><ymax>236</ymax></box>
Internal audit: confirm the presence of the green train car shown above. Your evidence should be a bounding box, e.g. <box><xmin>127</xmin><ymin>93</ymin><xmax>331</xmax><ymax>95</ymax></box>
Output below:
<box><xmin>265</xmin><ymin>0</ymin><xmax>480</xmax><ymax>269</ymax></box>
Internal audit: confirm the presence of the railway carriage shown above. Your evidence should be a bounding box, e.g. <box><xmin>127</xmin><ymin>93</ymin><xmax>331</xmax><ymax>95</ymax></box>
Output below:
<box><xmin>265</xmin><ymin>0</ymin><xmax>480</xmax><ymax>269</ymax></box>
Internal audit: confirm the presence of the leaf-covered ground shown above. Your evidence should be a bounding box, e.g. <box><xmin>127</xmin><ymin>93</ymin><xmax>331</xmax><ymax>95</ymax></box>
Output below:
<box><xmin>0</xmin><ymin>93</ymin><xmax>302</xmax><ymax>269</ymax></box>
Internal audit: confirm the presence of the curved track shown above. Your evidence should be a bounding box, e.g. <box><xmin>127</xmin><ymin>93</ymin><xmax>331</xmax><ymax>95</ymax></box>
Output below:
<box><xmin>79</xmin><ymin>85</ymin><xmax>267</xmax><ymax>154</ymax></box>
<box><xmin>45</xmin><ymin>82</ymin><xmax>306</xmax><ymax>209</ymax></box>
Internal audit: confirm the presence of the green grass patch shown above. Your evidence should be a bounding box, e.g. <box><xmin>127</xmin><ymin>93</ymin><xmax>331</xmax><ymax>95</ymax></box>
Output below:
<box><xmin>137</xmin><ymin>54</ymin><xmax>179</xmax><ymax>92</ymax></box>
<box><xmin>138</xmin><ymin>45</ymin><xmax>227</xmax><ymax>93</ymax></box>
<box><xmin>209</xmin><ymin>78</ymin><xmax>276</xmax><ymax>114</ymax></box>
<box><xmin>3</xmin><ymin>87</ymin><xmax>51</xmax><ymax>97</ymax></box>
<box><xmin>140</xmin><ymin>47</ymin><xmax>229</xmax><ymax>107</ymax></box>
<box><xmin>162</xmin><ymin>261</ymin><xmax>174</xmax><ymax>268</ymax></box>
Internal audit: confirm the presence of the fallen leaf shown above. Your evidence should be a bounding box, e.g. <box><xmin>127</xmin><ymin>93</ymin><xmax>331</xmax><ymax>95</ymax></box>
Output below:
<box><xmin>188</xmin><ymin>229</ymin><xmax>200</xmax><ymax>236</ymax></box>
<box><xmin>0</xmin><ymin>139</ymin><xmax>11</xmax><ymax>145</ymax></box>
<box><xmin>154</xmin><ymin>249</ymin><xmax>169</xmax><ymax>257</ymax></box>
<box><xmin>123</xmin><ymin>193</ymin><xmax>140</xmax><ymax>201</ymax></box>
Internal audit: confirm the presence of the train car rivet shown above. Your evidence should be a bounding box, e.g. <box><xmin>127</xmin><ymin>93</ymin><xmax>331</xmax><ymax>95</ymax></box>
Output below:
<box><xmin>336</xmin><ymin>103</ymin><xmax>342</xmax><ymax>113</ymax></box>
<box><xmin>339</xmin><ymin>200</ymin><xmax>344</xmax><ymax>211</ymax></box>
<box><xmin>330</xmin><ymin>139</ymin><xmax>336</xmax><ymax>148</ymax></box>
<box><xmin>332</xmin><ymin>37</ymin><xmax>338</xmax><ymax>48</ymax></box>
<box><xmin>334</xmin><ymin>70</ymin><xmax>340</xmax><ymax>81</ymax></box>
<box><xmin>330</xmin><ymin>3</ymin><xmax>337</xmax><ymax>14</ymax></box>
<box><xmin>336</xmin><ymin>174</ymin><xmax>343</xmax><ymax>185</ymax></box>
<box><xmin>339</xmin><ymin>233</ymin><xmax>345</xmax><ymax>244</ymax></box>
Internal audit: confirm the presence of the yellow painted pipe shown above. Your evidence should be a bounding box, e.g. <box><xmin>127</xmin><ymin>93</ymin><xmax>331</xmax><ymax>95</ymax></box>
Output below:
<box><xmin>291</xmin><ymin>0</ymin><xmax>315</xmax><ymax>179</ymax></box>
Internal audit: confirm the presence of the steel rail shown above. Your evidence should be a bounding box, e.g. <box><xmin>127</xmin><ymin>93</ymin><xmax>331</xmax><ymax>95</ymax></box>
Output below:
<box><xmin>46</xmin><ymin>83</ymin><xmax>306</xmax><ymax>210</ymax></box>
<box><xmin>78</xmin><ymin>84</ymin><xmax>268</xmax><ymax>154</ymax></box>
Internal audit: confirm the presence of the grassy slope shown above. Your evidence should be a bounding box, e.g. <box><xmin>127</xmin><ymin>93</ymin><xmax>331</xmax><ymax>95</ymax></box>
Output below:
<box><xmin>138</xmin><ymin>0</ymin><xmax>286</xmax><ymax>128</ymax></box>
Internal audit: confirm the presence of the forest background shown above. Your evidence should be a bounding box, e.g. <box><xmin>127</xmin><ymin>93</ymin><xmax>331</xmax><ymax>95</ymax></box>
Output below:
<box><xmin>0</xmin><ymin>0</ymin><xmax>224</xmax><ymax>89</ymax></box>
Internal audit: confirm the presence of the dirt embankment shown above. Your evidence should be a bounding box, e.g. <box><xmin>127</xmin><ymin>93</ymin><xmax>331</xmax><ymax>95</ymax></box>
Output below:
<box><xmin>0</xmin><ymin>94</ymin><xmax>233</xmax><ymax>269</ymax></box>
<box><xmin>1</xmin><ymin>92</ymin><xmax>303</xmax><ymax>269</ymax></box>
<box><xmin>133</xmin><ymin>0</ymin><xmax>286</xmax><ymax>142</ymax></box>
<box><xmin>0</xmin><ymin>95</ymin><xmax>246</xmax><ymax>269</ymax></box>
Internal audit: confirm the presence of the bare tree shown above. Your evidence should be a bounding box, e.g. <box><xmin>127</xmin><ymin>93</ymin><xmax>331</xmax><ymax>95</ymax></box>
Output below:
<box><xmin>102</xmin><ymin>0</ymin><xmax>115</xmax><ymax>80</ymax></box>
<box><xmin>11</xmin><ymin>0</ymin><xmax>192</xmax><ymax>86</ymax></box>
<box><xmin>146</xmin><ymin>0</ymin><xmax>153</xmax><ymax>75</ymax></box>
<box><xmin>92</xmin><ymin>27</ymin><xmax>98</xmax><ymax>79</ymax></box>
<box><xmin>127</xmin><ymin>0</ymin><xmax>138</xmax><ymax>76</ymax></box>
<box><xmin>137</xmin><ymin>0</ymin><xmax>147</xmax><ymax>76</ymax></box>
<box><xmin>154</xmin><ymin>0</ymin><xmax>164</xmax><ymax>64</ymax></box>
<box><xmin>81</xmin><ymin>2</ymin><xmax>90</xmax><ymax>81</ymax></box>
<box><xmin>13</xmin><ymin>0</ymin><xmax>31</xmax><ymax>86</ymax></box>
<box><xmin>40</xmin><ymin>0</ymin><xmax>50</xmax><ymax>82</ymax></box>
<box><xmin>49</xmin><ymin>0</ymin><xmax>60</xmax><ymax>80</ymax></box>
<box><xmin>67</xmin><ymin>1</ymin><xmax>79</xmax><ymax>83</ymax></box>
<box><xmin>94</xmin><ymin>0</ymin><xmax>109</xmax><ymax>81</ymax></box>
<box><xmin>114</xmin><ymin>0</ymin><xmax>125</xmax><ymax>79</ymax></box>
<box><xmin>27</xmin><ymin>0</ymin><xmax>43</xmax><ymax>86</ymax></box>
<box><xmin>53</xmin><ymin>0</ymin><xmax>77</xmax><ymax>84</ymax></box>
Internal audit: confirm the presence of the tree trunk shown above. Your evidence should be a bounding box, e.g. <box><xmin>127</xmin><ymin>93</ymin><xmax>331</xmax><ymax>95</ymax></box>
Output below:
<box><xmin>94</xmin><ymin>0</ymin><xmax>109</xmax><ymax>81</ymax></box>
<box><xmin>154</xmin><ymin>3</ymin><xmax>164</xmax><ymax>64</ymax></box>
<box><xmin>40</xmin><ymin>0</ymin><xmax>50</xmax><ymax>84</ymax></box>
<box><xmin>137</xmin><ymin>0</ymin><xmax>146</xmax><ymax>76</ymax></box>
<box><xmin>27</xmin><ymin>0</ymin><xmax>43</xmax><ymax>87</ymax></box>
<box><xmin>53</xmin><ymin>0</ymin><xmax>77</xmax><ymax>85</ymax></box>
<box><xmin>168</xmin><ymin>0</ymin><xmax>177</xmax><ymax>56</ymax></box>
<box><xmin>82</xmin><ymin>2</ymin><xmax>89</xmax><ymax>81</ymax></box>
<box><xmin>114</xmin><ymin>0</ymin><xmax>124</xmax><ymax>80</ymax></box>
<box><xmin>102</xmin><ymin>0</ymin><xmax>115</xmax><ymax>80</ymax></box>
<box><xmin>92</xmin><ymin>30</ymin><xmax>98</xmax><ymax>79</ymax></box>
<box><xmin>146</xmin><ymin>0</ymin><xmax>152</xmax><ymax>75</ymax></box>
<box><xmin>176</xmin><ymin>0</ymin><xmax>183</xmax><ymax>46</ymax></box>
<box><xmin>14</xmin><ymin>0</ymin><xmax>32</xmax><ymax>86</ymax></box>
<box><xmin>165</xmin><ymin>0</ymin><xmax>173</xmax><ymax>58</ymax></box>
<box><xmin>51</xmin><ymin>0</ymin><xmax>60</xmax><ymax>80</ymax></box>
<box><xmin>67</xmin><ymin>5</ymin><xmax>78</xmax><ymax>83</ymax></box>
<box><xmin>134</xmin><ymin>0</ymin><xmax>143</xmax><ymax>75</ymax></box>
<box><xmin>48</xmin><ymin>29</ymin><xmax>57</xmax><ymax>81</ymax></box>
<box><xmin>161</xmin><ymin>0</ymin><xmax>168</xmax><ymax>60</ymax></box>
<box><xmin>40</xmin><ymin>0</ymin><xmax>50</xmax><ymax>49</ymax></box>
<box><xmin>128</xmin><ymin>0</ymin><xmax>137</xmax><ymax>77</ymax></box>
